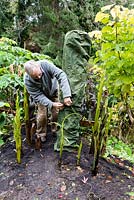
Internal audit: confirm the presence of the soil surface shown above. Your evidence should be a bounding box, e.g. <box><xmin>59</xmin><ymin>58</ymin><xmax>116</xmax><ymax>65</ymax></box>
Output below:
<box><xmin>0</xmin><ymin>129</ymin><xmax>134</xmax><ymax>200</ymax></box>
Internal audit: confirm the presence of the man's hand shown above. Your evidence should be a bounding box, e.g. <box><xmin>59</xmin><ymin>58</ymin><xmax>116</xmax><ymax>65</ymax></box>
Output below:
<box><xmin>64</xmin><ymin>97</ymin><xmax>72</xmax><ymax>106</ymax></box>
<box><xmin>52</xmin><ymin>102</ymin><xmax>64</xmax><ymax>110</ymax></box>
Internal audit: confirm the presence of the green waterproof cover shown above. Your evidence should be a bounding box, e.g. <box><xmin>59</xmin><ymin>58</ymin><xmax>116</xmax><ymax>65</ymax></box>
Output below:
<box><xmin>54</xmin><ymin>30</ymin><xmax>91</xmax><ymax>151</ymax></box>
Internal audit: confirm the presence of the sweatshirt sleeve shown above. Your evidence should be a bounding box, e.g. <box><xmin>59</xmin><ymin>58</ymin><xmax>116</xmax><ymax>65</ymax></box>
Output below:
<box><xmin>24</xmin><ymin>73</ymin><xmax>53</xmax><ymax>109</ymax></box>
<box><xmin>41</xmin><ymin>61</ymin><xmax>72</xmax><ymax>98</ymax></box>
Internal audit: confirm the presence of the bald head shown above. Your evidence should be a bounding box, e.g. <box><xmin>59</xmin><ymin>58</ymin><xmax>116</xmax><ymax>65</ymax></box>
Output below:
<box><xmin>24</xmin><ymin>60</ymin><xmax>43</xmax><ymax>79</ymax></box>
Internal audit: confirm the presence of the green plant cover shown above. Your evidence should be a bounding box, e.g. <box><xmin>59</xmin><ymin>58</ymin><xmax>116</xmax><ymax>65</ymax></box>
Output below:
<box><xmin>54</xmin><ymin>30</ymin><xmax>91</xmax><ymax>151</ymax></box>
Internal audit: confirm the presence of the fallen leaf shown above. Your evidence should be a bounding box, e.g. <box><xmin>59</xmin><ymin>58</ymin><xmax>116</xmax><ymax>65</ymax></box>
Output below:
<box><xmin>92</xmin><ymin>176</ymin><xmax>96</xmax><ymax>180</ymax></box>
<box><xmin>106</xmin><ymin>175</ymin><xmax>112</xmax><ymax>181</ymax></box>
<box><xmin>99</xmin><ymin>173</ymin><xmax>106</xmax><ymax>177</ymax></box>
<box><xmin>60</xmin><ymin>185</ymin><xmax>66</xmax><ymax>192</ymax></box>
<box><xmin>82</xmin><ymin>176</ymin><xmax>88</xmax><ymax>184</ymax></box>
<box><xmin>18</xmin><ymin>173</ymin><xmax>24</xmax><ymax>177</ymax></box>
<box><xmin>29</xmin><ymin>160</ymin><xmax>34</xmax><ymax>163</ymax></box>
<box><xmin>40</xmin><ymin>153</ymin><xmax>44</xmax><ymax>158</ymax></box>
<box><xmin>9</xmin><ymin>180</ymin><xmax>14</xmax><ymax>186</ymax></box>
<box><xmin>33</xmin><ymin>173</ymin><xmax>37</xmax><ymax>177</ymax></box>
<box><xmin>35</xmin><ymin>187</ymin><xmax>44</xmax><ymax>195</ymax></box>
<box><xmin>58</xmin><ymin>194</ymin><xmax>63</xmax><ymax>198</ymax></box>
<box><xmin>118</xmin><ymin>162</ymin><xmax>124</xmax><ymax>167</ymax></box>
<box><xmin>105</xmin><ymin>180</ymin><xmax>111</xmax><ymax>184</ymax></box>
<box><xmin>72</xmin><ymin>182</ymin><xmax>75</xmax><ymax>187</ymax></box>
<box><xmin>16</xmin><ymin>184</ymin><xmax>23</xmax><ymax>189</ymax></box>
<box><xmin>114</xmin><ymin>158</ymin><xmax>120</xmax><ymax>164</ymax></box>
<box><xmin>76</xmin><ymin>166</ymin><xmax>84</xmax><ymax>173</ymax></box>
<box><xmin>128</xmin><ymin>185</ymin><xmax>131</xmax><ymax>190</ymax></box>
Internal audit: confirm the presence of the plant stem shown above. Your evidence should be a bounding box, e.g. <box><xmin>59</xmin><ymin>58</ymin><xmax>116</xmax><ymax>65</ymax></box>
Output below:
<box><xmin>77</xmin><ymin>140</ymin><xmax>83</xmax><ymax>166</ymax></box>
<box><xmin>24</xmin><ymin>86</ymin><xmax>31</xmax><ymax>145</ymax></box>
<box><xmin>13</xmin><ymin>91</ymin><xmax>22</xmax><ymax>164</ymax></box>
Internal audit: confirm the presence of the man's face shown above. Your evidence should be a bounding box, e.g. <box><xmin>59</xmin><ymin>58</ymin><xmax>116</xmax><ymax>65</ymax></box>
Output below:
<box><xmin>31</xmin><ymin>66</ymin><xmax>43</xmax><ymax>80</ymax></box>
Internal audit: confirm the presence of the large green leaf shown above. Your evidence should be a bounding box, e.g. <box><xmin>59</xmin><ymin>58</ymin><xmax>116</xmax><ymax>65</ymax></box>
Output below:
<box><xmin>0</xmin><ymin>138</ymin><xmax>4</xmax><ymax>147</ymax></box>
<box><xmin>0</xmin><ymin>102</ymin><xmax>10</xmax><ymax>108</ymax></box>
<box><xmin>0</xmin><ymin>112</ymin><xmax>6</xmax><ymax>128</ymax></box>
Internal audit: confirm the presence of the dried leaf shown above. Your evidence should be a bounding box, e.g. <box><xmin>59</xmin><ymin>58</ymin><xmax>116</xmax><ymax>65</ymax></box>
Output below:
<box><xmin>118</xmin><ymin>162</ymin><xmax>124</xmax><ymax>167</ymax></box>
<box><xmin>58</xmin><ymin>194</ymin><xmax>63</xmax><ymax>198</ymax></box>
<box><xmin>18</xmin><ymin>173</ymin><xmax>24</xmax><ymax>177</ymax></box>
<box><xmin>60</xmin><ymin>185</ymin><xmax>66</xmax><ymax>192</ymax></box>
<box><xmin>40</xmin><ymin>154</ymin><xmax>44</xmax><ymax>158</ymax></box>
<box><xmin>105</xmin><ymin>180</ymin><xmax>111</xmax><ymax>184</ymax></box>
<box><xmin>76</xmin><ymin>166</ymin><xmax>84</xmax><ymax>173</ymax></box>
<box><xmin>72</xmin><ymin>182</ymin><xmax>75</xmax><ymax>187</ymax></box>
<box><xmin>107</xmin><ymin>175</ymin><xmax>112</xmax><ymax>181</ymax></box>
<box><xmin>114</xmin><ymin>158</ymin><xmax>120</xmax><ymax>164</ymax></box>
<box><xmin>82</xmin><ymin>176</ymin><xmax>88</xmax><ymax>184</ymax></box>
<box><xmin>35</xmin><ymin>187</ymin><xmax>44</xmax><ymax>195</ymax></box>
<box><xmin>9</xmin><ymin>180</ymin><xmax>14</xmax><ymax>186</ymax></box>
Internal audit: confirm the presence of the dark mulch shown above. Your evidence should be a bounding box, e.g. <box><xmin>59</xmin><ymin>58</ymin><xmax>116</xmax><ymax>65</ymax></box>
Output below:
<box><xmin>0</xmin><ymin>130</ymin><xmax>134</xmax><ymax>200</ymax></box>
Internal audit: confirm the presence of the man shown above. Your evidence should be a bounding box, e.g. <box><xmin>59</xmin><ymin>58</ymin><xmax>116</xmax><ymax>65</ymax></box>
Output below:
<box><xmin>24</xmin><ymin>60</ymin><xmax>72</xmax><ymax>147</ymax></box>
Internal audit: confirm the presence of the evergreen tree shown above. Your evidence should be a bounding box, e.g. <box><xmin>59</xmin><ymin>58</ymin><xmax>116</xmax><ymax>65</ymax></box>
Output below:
<box><xmin>0</xmin><ymin>0</ymin><xmax>14</xmax><ymax>38</ymax></box>
<box><xmin>0</xmin><ymin>0</ymin><xmax>133</xmax><ymax>65</ymax></box>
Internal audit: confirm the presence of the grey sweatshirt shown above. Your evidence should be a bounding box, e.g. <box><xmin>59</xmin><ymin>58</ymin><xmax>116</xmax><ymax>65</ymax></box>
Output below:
<box><xmin>24</xmin><ymin>60</ymin><xmax>72</xmax><ymax>109</ymax></box>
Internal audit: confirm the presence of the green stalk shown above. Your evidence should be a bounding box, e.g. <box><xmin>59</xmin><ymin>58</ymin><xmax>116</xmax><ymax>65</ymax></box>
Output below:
<box><xmin>93</xmin><ymin>73</ymin><xmax>105</xmax><ymax>133</ymax></box>
<box><xmin>91</xmin><ymin>73</ymin><xmax>105</xmax><ymax>175</ymax></box>
<box><xmin>101</xmin><ymin>106</ymin><xmax>113</xmax><ymax>155</ymax></box>
<box><xmin>90</xmin><ymin>73</ymin><xmax>105</xmax><ymax>153</ymax></box>
<box><xmin>77</xmin><ymin>140</ymin><xmax>83</xmax><ymax>166</ymax></box>
<box><xmin>24</xmin><ymin>86</ymin><xmax>31</xmax><ymax>144</ymax></box>
<box><xmin>92</xmin><ymin>121</ymin><xmax>102</xmax><ymax>175</ymax></box>
<box><xmin>13</xmin><ymin>91</ymin><xmax>21</xmax><ymax>164</ymax></box>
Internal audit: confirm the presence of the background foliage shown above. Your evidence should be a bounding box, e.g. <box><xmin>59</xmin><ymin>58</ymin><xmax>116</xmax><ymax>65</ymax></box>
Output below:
<box><xmin>89</xmin><ymin>4</ymin><xmax>134</xmax><ymax>144</ymax></box>
<box><xmin>0</xmin><ymin>0</ymin><xmax>133</xmax><ymax>66</ymax></box>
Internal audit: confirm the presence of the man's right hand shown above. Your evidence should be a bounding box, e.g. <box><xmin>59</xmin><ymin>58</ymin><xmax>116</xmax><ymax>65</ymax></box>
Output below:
<box><xmin>52</xmin><ymin>102</ymin><xmax>64</xmax><ymax>110</ymax></box>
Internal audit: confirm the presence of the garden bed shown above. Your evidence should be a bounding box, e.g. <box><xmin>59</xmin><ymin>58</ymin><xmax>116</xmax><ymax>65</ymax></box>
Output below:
<box><xmin>0</xmin><ymin>130</ymin><xmax>134</xmax><ymax>200</ymax></box>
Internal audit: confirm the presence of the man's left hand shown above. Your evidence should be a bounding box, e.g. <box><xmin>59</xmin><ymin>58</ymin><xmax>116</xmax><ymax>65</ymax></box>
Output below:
<box><xmin>64</xmin><ymin>97</ymin><xmax>72</xmax><ymax>106</ymax></box>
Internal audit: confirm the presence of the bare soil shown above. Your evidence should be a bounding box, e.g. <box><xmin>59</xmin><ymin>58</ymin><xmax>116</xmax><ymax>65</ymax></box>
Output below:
<box><xmin>0</xmin><ymin>129</ymin><xmax>134</xmax><ymax>200</ymax></box>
